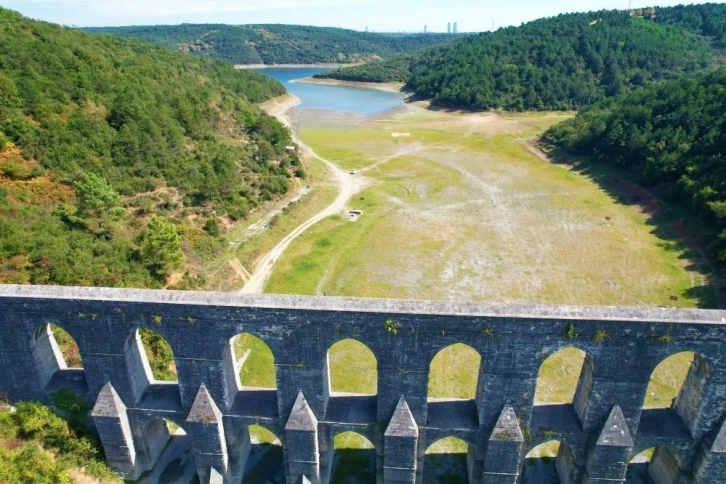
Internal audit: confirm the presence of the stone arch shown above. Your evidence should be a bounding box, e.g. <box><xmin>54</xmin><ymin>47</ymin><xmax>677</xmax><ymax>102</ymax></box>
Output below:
<box><xmin>31</xmin><ymin>323</ymin><xmax>86</xmax><ymax>391</ymax></box>
<box><xmin>535</xmin><ymin>346</ymin><xmax>594</xmax><ymax>425</ymax></box>
<box><xmin>626</xmin><ymin>447</ymin><xmax>681</xmax><ymax>484</ymax></box>
<box><xmin>234</xmin><ymin>424</ymin><xmax>284</xmax><ymax>482</ymax></box>
<box><xmin>136</xmin><ymin>328</ymin><xmax>177</xmax><ymax>382</ymax></box>
<box><xmin>428</xmin><ymin>343</ymin><xmax>481</xmax><ymax>400</ymax></box>
<box><xmin>325</xmin><ymin>339</ymin><xmax>377</xmax><ymax>395</ymax></box>
<box><xmin>644</xmin><ymin>351</ymin><xmax>710</xmax><ymax>436</ymax></box>
<box><xmin>521</xmin><ymin>440</ymin><xmax>576</xmax><ymax>484</ymax></box>
<box><xmin>330</xmin><ymin>431</ymin><xmax>376</xmax><ymax>483</ymax></box>
<box><xmin>122</xmin><ymin>328</ymin><xmax>178</xmax><ymax>403</ymax></box>
<box><xmin>424</xmin><ymin>436</ymin><xmax>470</xmax><ymax>483</ymax></box>
<box><xmin>134</xmin><ymin>417</ymin><xmax>191</xmax><ymax>479</ymax></box>
<box><xmin>49</xmin><ymin>324</ymin><xmax>82</xmax><ymax>368</ymax></box>
<box><xmin>229</xmin><ymin>333</ymin><xmax>276</xmax><ymax>389</ymax></box>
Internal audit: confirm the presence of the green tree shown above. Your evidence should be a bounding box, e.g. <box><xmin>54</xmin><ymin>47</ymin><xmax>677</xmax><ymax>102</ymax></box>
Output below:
<box><xmin>75</xmin><ymin>173</ymin><xmax>121</xmax><ymax>217</ymax></box>
<box><xmin>141</xmin><ymin>216</ymin><xmax>184</xmax><ymax>278</ymax></box>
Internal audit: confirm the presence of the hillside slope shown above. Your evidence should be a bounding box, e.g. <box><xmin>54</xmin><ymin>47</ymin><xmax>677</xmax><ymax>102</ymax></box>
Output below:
<box><xmin>543</xmin><ymin>70</ymin><xmax>726</xmax><ymax>260</ymax></box>
<box><xmin>320</xmin><ymin>5</ymin><xmax>726</xmax><ymax>110</ymax></box>
<box><xmin>0</xmin><ymin>8</ymin><xmax>301</xmax><ymax>288</ymax></box>
<box><xmin>84</xmin><ymin>24</ymin><xmax>463</xmax><ymax>65</ymax></box>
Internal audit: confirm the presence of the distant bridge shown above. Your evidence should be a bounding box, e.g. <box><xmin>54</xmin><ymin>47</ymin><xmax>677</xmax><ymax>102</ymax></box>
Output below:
<box><xmin>0</xmin><ymin>284</ymin><xmax>724</xmax><ymax>483</ymax></box>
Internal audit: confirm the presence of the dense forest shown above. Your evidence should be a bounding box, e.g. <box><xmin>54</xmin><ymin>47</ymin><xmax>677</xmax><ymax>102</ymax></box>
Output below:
<box><xmin>84</xmin><ymin>24</ymin><xmax>463</xmax><ymax>65</ymax></box>
<box><xmin>316</xmin><ymin>53</ymin><xmax>417</xmax><ymax>83</ymax></box>
<box><xmin>543</xmin><ymin>70</ymin><xmax>726</xmax><ymax>260</ymax></box>
<box><xmin>320</xmin><ymin>4</ymin><xmax>726</xmax><ymax>110</ymax></box>
<box><xmin>0</xmin><ymin>7</ymin><xmax>301</xmax><ymax>288</ymax></box>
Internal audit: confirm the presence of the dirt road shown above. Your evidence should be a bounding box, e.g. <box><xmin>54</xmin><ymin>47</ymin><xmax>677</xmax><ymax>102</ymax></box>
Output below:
<box><xmin>241</xmin><ymin>96</ymin><xmax>367</xmax><ymax>294</ymax></box>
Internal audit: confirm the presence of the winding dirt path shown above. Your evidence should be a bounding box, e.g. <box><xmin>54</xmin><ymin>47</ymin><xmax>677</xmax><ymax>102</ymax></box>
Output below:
<box><xmin>241</xmin><ymin>96</ymin><xmax>367</xmax><ymax>294</ymax></box>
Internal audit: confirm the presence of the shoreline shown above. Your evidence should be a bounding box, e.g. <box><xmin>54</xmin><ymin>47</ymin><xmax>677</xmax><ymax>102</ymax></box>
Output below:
<box><xmin>292</xmin><ymin>76</ymin><xmax>405</xmax><ymax>93</ymax></box>
<box><xmin>235</xmin><ymin>63</ymin><xmax>356</xmax><ymax>69</ymax></box>
<box><xmin>258</xmin><ymin>94</ymin><xmax>301</xmax><ymax>128</ymax></box>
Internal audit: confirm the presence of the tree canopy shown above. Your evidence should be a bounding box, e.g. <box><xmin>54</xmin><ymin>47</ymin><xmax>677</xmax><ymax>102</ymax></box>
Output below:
<box><xmin>543</xmin><ymin>69</ymin><xmax>726</xmax><ymax>261</ymax></box>
<box><xmin>320</xmin><ymin>5</ymin><xmax>726</xmax><ymax>110</ymax></box>
<box><xmin>0</xmin><ymin>8</ymin><xmax>300</xmax><ymax>287</ymax></box>
<box><xmin>84</xmin><ymin>24</ymin><xmax>464</xmax><ymax>65</ymax></box>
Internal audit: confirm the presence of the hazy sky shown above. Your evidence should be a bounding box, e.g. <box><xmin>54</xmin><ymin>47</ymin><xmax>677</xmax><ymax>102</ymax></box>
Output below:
<box><xmin>2</xmin><ymin>0</ymin><xmax>720</xmax><ymax>31</ymax></box>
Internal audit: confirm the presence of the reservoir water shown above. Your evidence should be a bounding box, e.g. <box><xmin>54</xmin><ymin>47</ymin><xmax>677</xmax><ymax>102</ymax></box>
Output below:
<box><xmin>250</xmin><ymin>67</ymin><xmax>404</xmax><ymax>115</ymax></box>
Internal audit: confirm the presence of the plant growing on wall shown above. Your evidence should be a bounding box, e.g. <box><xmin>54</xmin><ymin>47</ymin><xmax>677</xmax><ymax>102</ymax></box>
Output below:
<box><xmin>593</xmin><ymin>330</ymin><xmax>609</xmax><ymax>344</ymax></box>
<box><xmin>384</xmin><ymin>318</ymin><xmax>402</xmax><ymax>335</ymax></box>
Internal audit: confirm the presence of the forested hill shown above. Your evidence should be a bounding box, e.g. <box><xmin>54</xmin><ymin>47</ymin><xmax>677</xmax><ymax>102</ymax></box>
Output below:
<box><xmin>543</xmin><ymin>70</ymin><xmax>726</xmax><ymax>260</ymax></box>
<box><xmin>319</xmin><ymin>4</ymin><xmax>726</xmax><ymax>110</ymax></box>
<box><xmin>84</xmin><ymin>24</ymin><xmax>463</xmax><ymax>65</ymax></box>
<box><xmin>0</xmin><ymin>8</ymin><xmax>302</xmax><ymax>288</ymax></box>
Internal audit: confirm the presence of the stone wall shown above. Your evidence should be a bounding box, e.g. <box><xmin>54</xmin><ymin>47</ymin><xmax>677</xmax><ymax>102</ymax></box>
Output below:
<box><xmin>0</xmin><ymin>284</ymin><xmax>724</xmax><ymax>483</ymax></box>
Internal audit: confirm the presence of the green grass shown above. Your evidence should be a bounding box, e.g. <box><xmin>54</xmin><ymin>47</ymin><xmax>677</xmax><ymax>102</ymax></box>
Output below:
<box><xmin>248</xmin><ymin>424</ymin><xmax>280</xmax><ymax>445</ymax></box>
<box><xmin>301</xmin><ymin>128</ymin><xmax>404</xmax><ymax>171</ymax></box>
<box><xmin>234</xmin><ymin>334</ymin><xmax>276</xmax><ymax>388</ymax></box>
<box><xmin>265</xmin><ymin>155</ymin><xmax>467</xmax><ymax>298</ymax></box>
<box><xmin>271</xmin><ymin>111</ymin><xmax>703</xmax><ymax>307</ymax></box>
<box><xmin>526</xmin><ymin>440</ymin><xmax>560</xmax><ymax>458</ymax></box>
<box><xmin>428</xmin><ymin>344</ymin><xmax>480</xmax><ymax>400</ymax></box>
<box><xmin>328</xmin><ymin>339</ymin><xmax>377</xmax><ymax>394</ymax></box>
<box><xmin>534</xmin><ymin>347</ymin><xmax>586</xmax><ymax>404</ymax></box>
<box><xmin>335</xmin><ymin>432</ymin><xmax>375</xmax><ymax>450</ymax></box>
<box><xmin>426</xmin><ymin>437</ymin><xmax>468</xmax><ymax>454</ymax></box>
<box><xmin>644</xmin><ymin>352</ymin><xmax>693</xmax><ymax>408</ymax></box>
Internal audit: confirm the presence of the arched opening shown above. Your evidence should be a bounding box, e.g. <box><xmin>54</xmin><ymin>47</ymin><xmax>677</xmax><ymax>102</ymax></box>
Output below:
<box><xmin>424</xmin><ymin>436</ymin><xmax>469</xmax><ymax>483</ymax></box>
<box><xmin>326</xmin><ymin>339</ymin><xmax>377</xmax><ymax>395</ymax></box>
<box><xmin>139</xmin><ymin>419</ymin><xmax>194</xmax><ymax>483</ymax></box>
<box><xmin>331</xmin><ymin>431</ymin><xmax>376</xmax><ymax>483</ymax></box>
<box><xmin>644</xmin><ymin>352</ymin><xmax>697</xmax><ymax>408</ymax></box>
<box><xmin>521</xmin><ymin>441</ymin><xmax>575</xmax><ymax>484</ymax></box>
<box><xmin>626</xmin><ymin>447</ymin><xmax>681</xmax><ymax>484</ymax></box>
<box><xmin>32</xmin><ymin>323</ymin><xmax>86</xmax><ymax>392</ymax></box>
<box><xmin>242</xmin><ymin>425</ymin><xmax>284</xmax><ymax>483</ymax></box>
<box><xmin>643</xmin><ymin>352</ymin><xmax>709</xmax><ymax>437</ymax></box>
<box><xmin>428</xmin><ymin>344</ymin><xmax>480</xmax><ymax>400</ymax></box>
<box><xmin>232</xmin><ymin>333</ymin><xmax>276</xmax><ymax>389</ymax></box>
<box><xmin>50</xmin><ymin>325</ymin><xmax>82</xmax><ymax>368</ymax></box>
<box><xmin>535</xmin><ymin>347</ymin><xmax>587</xmax><ymax>404</ymax></box>
<box><xmin>138</xmin><ymin>328</ymin><xmax>177</xmax><ymax>382</ymax></box>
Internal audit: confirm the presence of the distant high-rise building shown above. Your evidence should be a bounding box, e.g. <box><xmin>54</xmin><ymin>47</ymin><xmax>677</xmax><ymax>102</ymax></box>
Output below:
<box><xmin>365</xmin><ymin>25</ymin><xmax>369</xmax><ymax>33</ymax></box>
<box><xmin>453</xmin><ymin>22</ymin><xmax>458</xmax><ymax>34</ymax></box>
<box><xmin>424</xmin><ymin>25</ymin><xmax>427</xmax><ymax>33</ymax></box>
<box><xmin>447</xmin><ymin>22</ymin><xmax>451</xmax><ymax>34</ymax></box>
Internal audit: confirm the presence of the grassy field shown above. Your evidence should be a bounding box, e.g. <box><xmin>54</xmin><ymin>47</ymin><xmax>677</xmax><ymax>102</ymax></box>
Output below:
<box><xmin>328</xmin><ymin>339</ymin><xmax>378</xmax><ymax>394</ymax></box>
<box><xmin>267</xmin><ymin>109</ymin><xmax>708</xmax><ymax>307</ymax></box>
<box><xmin>235</xmin><ymin>333</ymin><xmax>277</xmax><ymax>388</ymax></box>
<box><xmin>428</xmin><ymin>344</ymin><xmax>481</xmax><ymax>400</ymax></box>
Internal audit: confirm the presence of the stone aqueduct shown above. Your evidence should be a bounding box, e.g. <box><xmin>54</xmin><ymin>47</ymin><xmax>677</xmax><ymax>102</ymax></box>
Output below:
<box><xmin>0</xmin><ymin>284</ymin><xmax>724</xmax><ymax>483</ymax></box>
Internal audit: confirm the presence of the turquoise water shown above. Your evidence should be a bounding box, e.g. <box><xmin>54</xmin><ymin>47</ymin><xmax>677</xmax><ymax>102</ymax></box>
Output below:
<box><xmin>251</xmin><ymin>67</ymin><xmax>404</xmax><ymax>115</ymax></box>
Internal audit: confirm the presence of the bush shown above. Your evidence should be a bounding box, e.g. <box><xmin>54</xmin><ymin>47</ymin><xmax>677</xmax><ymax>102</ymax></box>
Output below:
<box><xmin>203</xmin><ymin>218</ymin><xmax>221</xmax><ymax>237</ymax></box>
<box><xmin>6</xmin><ymin>400</ymin><xmax>116</xmax><ymax>479</ymax></box>
<box><xmin>1</xmin><ymin>159</ymin><xmax>34</xmax><ymax>180</ymax></box>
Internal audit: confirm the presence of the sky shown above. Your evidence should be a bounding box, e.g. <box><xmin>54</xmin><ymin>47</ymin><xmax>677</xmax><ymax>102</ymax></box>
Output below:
<box><xmin>2</xmin><ymin>0</ymin><xmax>721</xmax><ymax>32</ymax></box>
